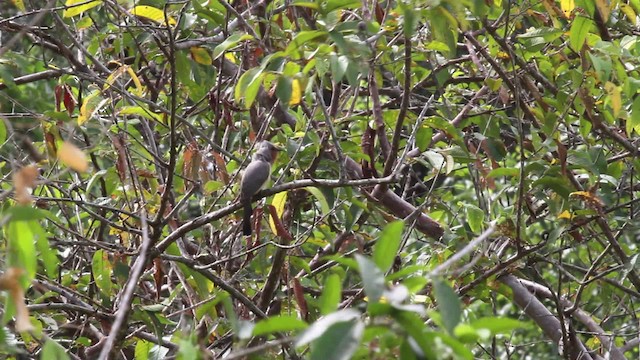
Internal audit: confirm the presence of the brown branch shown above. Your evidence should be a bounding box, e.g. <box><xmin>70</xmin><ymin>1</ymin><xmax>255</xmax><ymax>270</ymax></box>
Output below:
<box><xmin>0</xmin><ymin>69</ymin><xmax>65</xmax><ymax>90</ymax></box>
<box><xmin>98</xmin><ymin>211</ymin><xmax>153</xmax><ymax>359</ymax></box>
<box><xmin>152</xmin><ymin>175</ymin><xmax>399</xmax><ymax>253</ymax></box>
<box><xmin>499</xmin><ymin>274</ymin><xmax>595</xmax><ymax>360</ymax></box>
<box><xmin>517</xmin><ymin>278</ymin><xmax>625</xmax><ymax>360</ymax></box>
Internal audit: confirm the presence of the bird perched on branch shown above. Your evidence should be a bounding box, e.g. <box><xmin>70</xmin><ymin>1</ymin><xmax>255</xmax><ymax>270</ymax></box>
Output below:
<box><xmin>240</xmin><ymin>141</ymin><xmax>281</xmax><ymax>235</ymax></box>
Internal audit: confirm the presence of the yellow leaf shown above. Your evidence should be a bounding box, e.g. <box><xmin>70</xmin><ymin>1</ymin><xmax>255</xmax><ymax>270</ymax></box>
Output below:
<box><xmin>557</xmin><ymin>210</ymin><xmax>573</xmax><ymax>220</ymax></box>
<box><xmin>63</xmin><ymin>0</ymin><xmax>102</xmax><ymax>18</ymax></box>
<box><xmin>104</xmin><ymin>64</ymin><xmax>127</xmax><ymax>89</ymax></box>
<box><xmin>595</xmin><ymin>0</ymin><xmax>610</xmax><ymax>22</ymax></box>
<box><xmin>58</xmin><ymin>141</ymin><xmax>89</xmax><ymax>172</ymax></box>
<box><xmin>76</xmin><ymin>16</ymin><xmax>94</xmax><ymax>30</ymax></box>
<box><xmin>268</xmin><ymin>191</ymin><xmax>288</xmax><ymax>235</ymax></box>
<box><xmin>190</xmin><ymin>47</ymin><xmax>213</xmax><ymax>65</ymax></box>
<box><xmin>125</xmin><ymin>65</ymin><xmax>144</xmax><ymax>96</ymax></box>
<box><xmin>289</xmin><ymin>79</ymin><xmax>301</xmax><ymax>106</ymax></box>
<box><xmin>604</xmin><ymin>81</ymin><xmax>621</xmax><ymax>117</ymax></box>
<box><xmin>78</xmin><ymin>90</ymin><xmax>107</xmax><ymax>125</ymax></box>
<box><xmin>620</xmin><ymin>4</ymin><xmax>637</xmax><ymax>25</ymax></box>
<box><xmin>103</xmin><ymin>64</ymin><xmax>144</xmax><ymax>96</ymax></box>
<box><xmin>560</xmin><ymin>0</ymin><xmax>575</xmax><ymax>17</ymax></box>
<box><xmin>570</xmin><ymin>191</ymin><xmax>604</xmax><ymax>207</ymax></box>
<box><xmin>131</xmin><ymin>5</ymin><xmax>177</xmax><ymax>26</ymax></box>
<box><xmin>10</xmin><ymin>0</ymin><xmax>25</xmax><ymax>11</ymax></box>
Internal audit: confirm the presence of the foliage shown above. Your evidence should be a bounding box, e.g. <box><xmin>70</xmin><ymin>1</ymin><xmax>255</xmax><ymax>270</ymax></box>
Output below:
<box><xmin>0</xmin><ymin>0</ymin><xmax>639</xmax><ymax>359</ymax></box>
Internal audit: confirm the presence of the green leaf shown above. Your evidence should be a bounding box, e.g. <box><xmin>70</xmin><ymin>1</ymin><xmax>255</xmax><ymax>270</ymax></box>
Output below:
<box><xmin>345</xmin><ymin>60</ymin><xmax>361</xmax><ymax>86</ymax></box>
<box><xmin>92</xmin><ymin>249</ymin><xmax>113</xmax><ymax>296</ymax></box>
<box><xmin>41</xmin><ymin>339</ymin><xmax>69</xmax><ymax>360</ymax></box>
<box><xmin>309</xmin><ymin>319</ymin><xmax>364</xmax><ymax>360</ymax></box>
<box><xmin>117</xmin><ymin>106</ymin><xmax>163</xmax><ymax>122</ymax></box>
<box><xmin>517</xmin><ymin>27</ymin><xmax>564</xmax><ymax>41</ymax></box>
<box><xmin>192</xmin><ymin>0</ymin><xmax>225</xmax><ymax>25</ymax></box>
<box><xmin>373</xmin><ymin>220</ymin><xmax>404</xmax><ymax>273</ymax></box>
<box><xmin>234</xmin><ymin>68</ymin><xmax>264</xmax><ymax>109</ymax></box>
<box><xmin>319</xmin><ymin>274</ymin><xmax>342</xmax><ymax>315</ymax></box>
<box><xmin>392</xmin><ymin>311</ymin><xmax>434</xmax><ymax>360</ymax></box>
<box><xmin>135</xmin><ymin>339</ymin><xmax>152</xmax><ymax>360</ymax></box>
<box><xmin>426</xmin><ymin>331</ymin><xmax>474</xmax><ymax>360</ymax></box>
<box><xmin>252</xmin><ymin>315</ymin><xmax>308</xmax><ymax>336</ymax></box>
<box><xmin>470</xmin><ymin>317</ymin><xmax>528</xmax><ymax>334</ymax></box>
<box><xmin>433</xmin><ymin>278</ymin><xmax>461</xmax><ymax>335</ymax></box>
<box><xmin>323</xmin><ymin>0</ymin><xmax>360</xmax><ymax>14</ymax></box>
<box><xmin>275</xmin><ymin>76</ymin><xmax>292</xmax><ymax>105</ymax></box>
<box><xmin>532</xmin><ymin>177</ymin><xmax>572</xmax><ymax>199</ymax></box>
<box><xmin>355</xmin><ymin>254</ymin><xmax>385</xmax><ymax>303</ymax></box>
<box><xmin>285</xmin><ymin>30</ymin><xmax>327</xmax><ymax>58</ymax></box>
<box><xmin>487</xmin><ymin>167</ymin><xmax>520</xmax><ymax>179</ymax></box>
<box><xmin>588</xmin><ymin>53</ymin><xmax>611</xmax><ymax>82</ymax></box>
<box><xmin>292</xmin><ymin>1</ymin><xmax>319</xmax><ymax>11</ymax></box>
<box><xmin>0</xmin><ymin>119</ymin><xmax>6</xmax><ymax>145</ymax></box>
<box><xmin>465</xmin><ymin>204</ymin><xmax>484</xmax><ymax>233</ymax></box>
<box><xmin>415</xmin><ymin>125</ymin><xmax>433</xmax><ymax>151</ymax></box>
<box><xmin>330</xmin><ymin>54</ymin><xmax>349</xmax><ymax>83</ymax></box>
<box><xmin>453</xmin><ymin>323</ymin><xmax>480</xmax><ymax>343</ymax></box>
<box><xmin>629</xmin><ymin>96</ymin><xmax>640</xmax><ymax>136</ymax></box>
<box><xmin>400</xmin><ymin>3</ymin><xmax>418</xmax><ymax>37</ymax></box>
<box><xmin>569</xmin><ymin>16</ymin><xmax>593</xmax><ymax>51</ymax></box>
<box><xmin>212</xmin><ymin>33</ymin><xmax>254</xmax><ymax>60</ymax></box>
<box><xmin>424</xmin><ymin>117</ymin><xmax>462</xmax><ymax>142</ymax></box>
<box><xmin>429</xmin><ymin>7</ymin><xmax>457</xmax><ymax>58</ymax></box>
<box><xmin>203</xmin><ymin>180</ymin><xmax>224</xmax><ymax>193</ymax></box>
<box><xmin>7</xmin><ymin>220</ymin><xmax>37</xmax><ymax>285</ymax></box>
<box><xmin>306</xmin><ymin>187</ymin><xmax>331</xmax><ymax>215</ymax></box>
<box><xmin>63</xmin><ymin>0</ymin><xmax>102</xmax><ymax>18</ymax></box>
<box><xmin>34</xmin><ymin>220</ymin><xmax>58</xmax><ymax>277</ymax></box>
<box><xmin>178</xmin><ymin>337</ymin><xmax>199</xmax><ymax>360</ymax></box>
<box><xmin>296</xmin><ymin>309</ymin><xmax>361</xmax><ymax>346</ymax></box>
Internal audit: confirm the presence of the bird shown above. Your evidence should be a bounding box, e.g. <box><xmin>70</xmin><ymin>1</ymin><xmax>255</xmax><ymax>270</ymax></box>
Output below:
<box><xmin>240</xmin><ymin>141</ymin><xmax>281</xmax><ymax>235</ymax></box>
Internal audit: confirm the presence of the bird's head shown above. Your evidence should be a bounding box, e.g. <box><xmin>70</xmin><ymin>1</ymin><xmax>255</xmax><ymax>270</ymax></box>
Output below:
<box><xmin>255</xmin><ymin>141</ymin><xmax>282</xmax><ymax>164</ymax></box>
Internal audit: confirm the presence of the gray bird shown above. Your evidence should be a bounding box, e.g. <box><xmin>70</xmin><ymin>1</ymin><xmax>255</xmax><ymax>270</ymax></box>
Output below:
<box><xmin>240</xmin><ymin>141</ymin><xmax>281</xmax><ymax>235</ymax></box>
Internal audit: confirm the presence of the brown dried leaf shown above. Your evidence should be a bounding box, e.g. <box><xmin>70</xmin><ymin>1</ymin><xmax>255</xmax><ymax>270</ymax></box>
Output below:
<box><xmin>58</xmin><ymin>141</ymin><xmax>89</xmax><ymax>172</ymax></box>
<box><xmin>0</xmin><ymin>268</ymin><xmax>33</xmax><ymax>332</ymax></box>
<box><xmin>13</xmin><ymin>165</ymin><xmax>38</xmax><ymax>205</ymax></box>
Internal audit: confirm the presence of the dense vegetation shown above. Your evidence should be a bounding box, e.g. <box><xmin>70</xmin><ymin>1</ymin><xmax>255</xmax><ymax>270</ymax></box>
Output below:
<box><xmin>1</xmin><ymin>0</ymin><xmax>639</xmax><ymax>359</ymax></box>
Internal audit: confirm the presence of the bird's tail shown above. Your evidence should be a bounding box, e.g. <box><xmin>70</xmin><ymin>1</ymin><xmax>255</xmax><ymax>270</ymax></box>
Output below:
<box><xmin>242</xmin><ymin>200</ymin><xmax>253</xmax><ymax>236</ymax></box>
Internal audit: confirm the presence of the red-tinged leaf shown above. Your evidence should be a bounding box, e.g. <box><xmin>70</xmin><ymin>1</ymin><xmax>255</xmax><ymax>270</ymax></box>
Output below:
<box><xmin>44</xmin><ymin>130</ymin><xmax>58</xmax><ymax>157</ymax></box>
<box><xmin>211</xmin><ymin>151</ymin><xmax>229</xmax><ymax>183</ymax></box>
<box><xmin>54</xmin><ymin>85</ymin><xmax>64</xmax><ymax>112</ymax></box>
<box><xmin>292</xmin><ymin>277</ymin><xmax>309</xmax><ymax>320</ymax></box>
<box><xmin>153</xmin><ymin>257</ymin><xmax>164</xmax><ymax>300</ymax></box>
<box><xmin>111</xmin><ymin>133</ymin><xmax>127</xmax><ymax>181</ymax></box>
<box><xmin>63</xmin><ymin>85</ymin><xmax>76</xmax><ymax>116</ymax></box>
<box><xmin>375</xmin><ymin>2</ymin><xmax>385</xmax><ymax>23</ymax></box>
<box><xmin>208</xmin><ymin>91</ymin><xmax>217</xmax><ymax>112</ymax></box>
<box><xmin>183</xmin><ymin>141</ymin><xmax>201</xmax><ymax>189</ymax></box>
<box><xmin>556</xmin><ymin>140</ymin><xmax>568</xmax><ymax>176</ymax></box>
<box><xmin>267</xmin><ymin>205</ymin><xmax>293</xmax><ymax>240</ymax></box>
